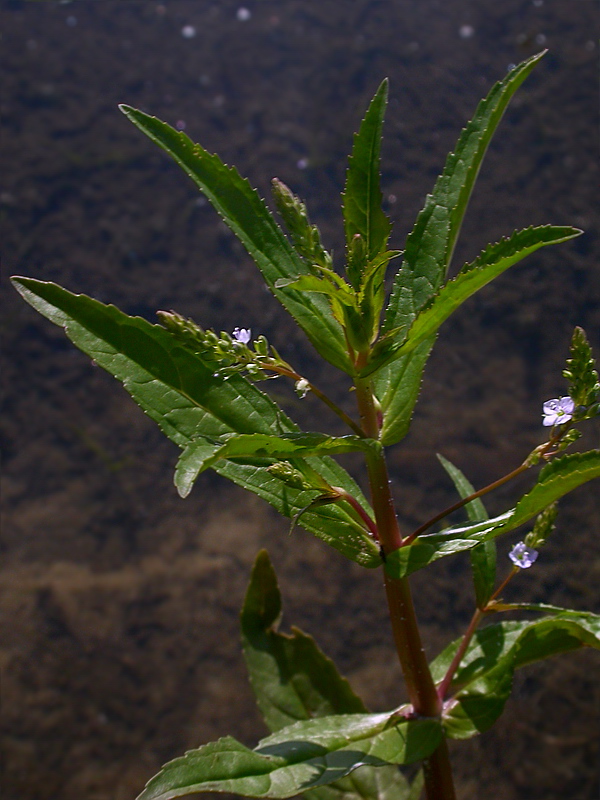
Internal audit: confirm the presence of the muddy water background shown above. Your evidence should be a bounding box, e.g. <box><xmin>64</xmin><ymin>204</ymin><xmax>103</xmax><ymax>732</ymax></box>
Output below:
<box><xmin>2</xmin><ymin>1</ymin><xmax>599</xmax><ymax>798</ymax></box>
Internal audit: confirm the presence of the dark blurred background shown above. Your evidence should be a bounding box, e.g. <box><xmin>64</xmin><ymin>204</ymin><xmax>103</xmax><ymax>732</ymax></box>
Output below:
<box><xmin>2</xmin><ymin>1</ymin><xmax>599</xmax><ymax>798</ymax></box>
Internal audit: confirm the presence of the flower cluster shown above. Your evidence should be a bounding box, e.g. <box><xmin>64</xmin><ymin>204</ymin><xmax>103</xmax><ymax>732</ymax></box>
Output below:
<box><xmin>157</xmin><ymin>312</ymin><xmax>291</xmax><ymax>380</ymax></box>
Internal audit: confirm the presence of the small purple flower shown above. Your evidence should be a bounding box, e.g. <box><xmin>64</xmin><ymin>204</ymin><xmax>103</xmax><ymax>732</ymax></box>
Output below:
<box><xmin>542</xmin><ymin>396</ymin><xmax>574</xmax><ymax>427</ymax></box>
<box><xmin>232</xmin><ymin>327</ymin><xmax>251</xmax><ymax>344</ymax></box>
<box><xmin>509</xmin><ymin>542</ymin><xmax>539</xmax><ymax>569</ymax></box>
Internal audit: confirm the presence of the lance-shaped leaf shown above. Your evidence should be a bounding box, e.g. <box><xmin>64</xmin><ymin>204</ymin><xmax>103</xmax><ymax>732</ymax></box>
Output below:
<box><xmin>385</xmin><ymin>450</ymin><xmax>600</xmax><ymax>579</ymax></box>
<box><xmin>375</xmin><ymin>53</ymin><xmax>546</xmax><ymax>445</ymax></box>
<box><xmin>437</xmin><ymin>455</ymin><xmax>495</xmax><ymax>610</ymax></box>
<box><xmin>241</xmin><ymin>552</ymin><xmax>421</xmax><ymax>800</ymax></box>
<box><xmin>119</xmin><ymin>105</ymin><xmax>352</xmax><ymax>375</ymax></box>
<box><xmin>382</xmin><ymin>51</ymin><xmax>546</xmax><ymax>340</ymax></box>
<box><xmin>136</xmin><ymin>712</ymin><xmax>442</xmax><ymax>800</ymax></box>
<box><xmin>429</xmin><ymin>611</ymin><xmax>600</xmax><ymax>739</ymax></box>
<box><xmin>12</xmin><ymin>277</ymin><xmax>381</xmax><ymax>567</ymax></box>
<box><xmin>370</xmin><ymin>225</ymin><xmax>581</xmax><ymax>373</ymax></box>
<box><xmin>176</xmin><ymin>432</ymin><xmax>380</xmax><ymax>499</ymax></box>
<box><xmin>343</xmin><ymin>79</ymin><xmax>391</xmax><ymax>287</ymax></box>
<box><xmin>241</xmin><ymin>550</ymin><xmax>368</xmax><ymax>731</ymax></box>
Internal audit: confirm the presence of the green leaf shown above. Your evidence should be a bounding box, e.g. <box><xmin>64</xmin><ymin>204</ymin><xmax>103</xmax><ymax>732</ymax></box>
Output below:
<box><xmin>513</xmin><ymin>450</ymin><xmax>600</xmax><ymax>524</ymax></box>
<box><xmin>176</xmin><ymin>432</ymin><xmax>380</xmax><ymax>499</ymax></box>
<box><xmin>274</xmin><ymin>273</ymin><xmax>355</xmax><ymax>312</ymax></box>
<box><xmin>136</xmin><ymin>712</ymin><xmax>442</xmax><ymax>800</ymax></box>
<box><xmin>343</xmin><ymin>80</ymin><xmax>391</xmax><ymax>283</ymax></box>
<box><xmin>303</xmin><ymin>765</ymin><xmax>421</xmax><ymax>800</ymax></box>
<box><xmin>374</xmin><ymin>339</ymin><xmax>436</xmax><ymax>446</ymax></box>
<box><xmin>430</xmin><ymin>611</ymin><xmax>600</xmax><ymax>739</ymax></box>
<box><xmin>12</xmin><ymin>277</ymin><xmax>381</xmax><ymax>567</ymax></box>
<box><xmin>380</xmin><ymin>226</ymin><xmax>582</xmax><ymax>367</ymax></box>
<box><xmin>12</xmin><ymin>278</ymin><xmax>285</xmax><ymax>441</ymax></box>
<box><xmin>241</xmin><ymin>552</ymin><xmax>420</xmax><ymax>800</ymax></box>
<box><xmin>375</xmin><ymin>53</ymin><xmax>546</xmax><ymax>444</ymax></box>
<box><xmin>241</xmin><ymin>551</ymin><xmax>368</xmax><ymax>731</ymax></box>
<box><xmin>119</xmin><ymin>105</ymin><xmax>352</xmax><ymax>375</ymax></box>
<box><xmin>437</xmin><ymin>455</ymin><xmax>495</xmax><ymax>609</ymax></box>
<box><xmin>385</xmin><ymin>450</ymin><xmax>600</xmax><ymax>579</ymax></box>
<box><xmin>382</xmin><ymin>52</ymin><xmax>546</xmax><ymax>340</ymax></box>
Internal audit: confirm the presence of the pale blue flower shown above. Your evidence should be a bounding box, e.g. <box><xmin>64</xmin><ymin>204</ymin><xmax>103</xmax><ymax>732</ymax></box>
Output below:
<box><xmin>232</xmin><ymin>327</ymin><xmax>251</xmax><ymax>344</ymax></box>
<box><xmin>509</xmin><ymin>542</ymin><xmax>539</xmax><ymax>569</ymax></box>
<box><xmin>542</xmin><ymin>396</ymin><xmax>574</xmax><ymax>427</ymax></box>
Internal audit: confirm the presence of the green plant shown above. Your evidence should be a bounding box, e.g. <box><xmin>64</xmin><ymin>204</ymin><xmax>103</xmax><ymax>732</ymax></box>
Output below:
<box><xmin>12</xmin><ymin>51</ymin><xmax>599</xmax><ymax>800</ymax></box>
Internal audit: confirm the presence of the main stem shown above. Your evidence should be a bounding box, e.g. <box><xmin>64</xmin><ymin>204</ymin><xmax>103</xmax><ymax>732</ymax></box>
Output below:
<box><xmin>354</xmin><ymin>370</ymin><xmax>456</xmax><ymax>800</ymax></box>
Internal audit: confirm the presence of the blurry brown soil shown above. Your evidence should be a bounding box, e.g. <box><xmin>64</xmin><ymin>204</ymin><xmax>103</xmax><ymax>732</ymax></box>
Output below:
<box><xmin>1</xmin><ymin>2</ymin><xmax>599</xmax><ymax>799</ymax></box>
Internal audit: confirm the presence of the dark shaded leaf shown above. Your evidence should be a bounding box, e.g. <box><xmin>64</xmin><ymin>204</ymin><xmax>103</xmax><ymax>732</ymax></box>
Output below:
<box><xmin>241</xmin><ymin>550</ymin><xmax>368</xmax><ymax>731</ymax></box>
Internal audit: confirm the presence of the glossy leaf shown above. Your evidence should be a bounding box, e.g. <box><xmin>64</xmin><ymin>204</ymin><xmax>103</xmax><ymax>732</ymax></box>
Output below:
<box><xmin>119</xmin><ymin>105</ymin><xmax>352</xmax><ymax>374</ymax></box>
<box><xmin>437</xmin><ymin>454</ymin><xmax>495</xmax><ymax>610</ymax></box>
<box><xmin>12</xmin><ymin>277</ymin><xmax>381</xmax><ymax>567</ymax></box>
<box><xmin>136</xmin><ymin>712</ymin><xmax>442</xmax><ymax>800</ymax></box>
<box><xmin>385</xmin><ymin>450</ymin><xmax>600</xmax><ymax>579</ymax></box>
<box><xmin>343</xmin><ymin>80</ymin><xmax>391</xmax><ymax>284</ymax></box>
<box><xmin>430</xmin><ymin>611</ymin><xmax>600</xmax><ymax>739</ymax></box>
<box><xmin>176</xmin><ymin>432</ymin><xmax>380</xmax><ymax>499</ymax></box>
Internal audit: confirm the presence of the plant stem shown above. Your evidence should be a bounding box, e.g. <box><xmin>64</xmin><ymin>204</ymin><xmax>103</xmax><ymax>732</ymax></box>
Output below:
<box><xmin>353</xmin><ymin>365</ymin><xmax>456</xmax><ymax>800</ymax></box>
<box><xmin>436</xmin><ymin>609</ymin><xmax>484</xmax><ymax>702</ymax></box>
